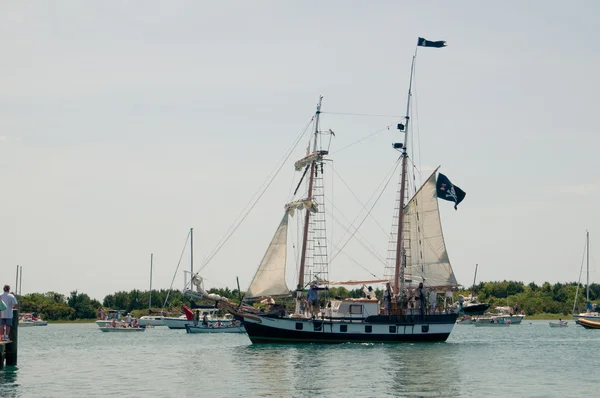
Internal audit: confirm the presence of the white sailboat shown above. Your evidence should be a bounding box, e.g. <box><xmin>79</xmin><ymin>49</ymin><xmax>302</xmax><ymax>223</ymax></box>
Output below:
<box><xmin>222</xmin><ymin>37</ymin><xmax>465</xmax><ymax>344</ymax></box>
<box><xmin>139</xmin><ymin>253</ymin><xmax>166</xmax><ymax>327</ymax></box>
<box><xmin>573</xmin><ymin>231</ymin><xmax>599</xmax><ymax>323</ymax></box>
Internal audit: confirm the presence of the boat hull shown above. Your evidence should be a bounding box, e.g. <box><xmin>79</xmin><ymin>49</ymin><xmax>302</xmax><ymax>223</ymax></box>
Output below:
<box><xmin>461</xmin><ymin>304</ymin><xmax>490</xmax><ymax>316</ymax></box>
<box><xmin>98</xmin><ymin>327</ymin><xmax>145</xmax><ymax>332</ymax></box>
<box><xmin>241</xmin><ymin>314</ymin><xmax>458</xmax><ymax>344</ymax></box>
<box><xmin>162</xmin><ymin>317</ymin><xmax>192</xmax><ymax>329</ymax></box>
<box><xmin>138</xmin><ymin>316</ymin><xmax>166</xmax><ymax>327</ymax></box>
<box><xmin>577</xmin><ymin>318</ymin><xmax>600</xmax><ymax>329</ymax></box>
<box><xmin>19</xmin><ymin>321</ymin><xmax>48</xmax><ymax>327</ymax></box>
<box><xmin>185</xmin><ymin>324</ymin><xmax>245</xmax><ymax>334</ymax></box>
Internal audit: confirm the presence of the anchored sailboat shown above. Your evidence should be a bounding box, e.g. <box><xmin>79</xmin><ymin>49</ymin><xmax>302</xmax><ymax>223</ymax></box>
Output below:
<box><xmin>222</xmin><ymin>37</ymin><xmax>466</xmax><ymax>344</ymax></box>
<box><xmin>573</xmin><ymin>231</ymin><xmax>599</xmax><ymax>323</ymax></box>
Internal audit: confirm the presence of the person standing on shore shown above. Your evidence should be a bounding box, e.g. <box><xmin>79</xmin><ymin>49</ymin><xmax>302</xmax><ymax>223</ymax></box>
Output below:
<box><xmin>0</xmin><ymin>285</ymin><xmax>18</xmax><ymax>341</ymax></box>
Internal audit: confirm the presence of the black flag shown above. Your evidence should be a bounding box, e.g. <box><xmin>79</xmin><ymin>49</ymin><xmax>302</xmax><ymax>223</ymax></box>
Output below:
<box><xmin>436</xmin><ymin>173</ymin><xmax>466</xmax><ymax>210</ymax></box>
<box><xmin>417</xmin><ymin>37</ymin><xmax>447</xmax><ymax>48</ymax></box>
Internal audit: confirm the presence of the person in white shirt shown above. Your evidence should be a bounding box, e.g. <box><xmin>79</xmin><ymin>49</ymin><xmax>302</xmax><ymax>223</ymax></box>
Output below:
<box><xmin>0</xmin><ymin>285</ymin><xmax>18</xmax><ymax>341</ymax></box>
<box><xmin>429</xmin><ymin>290</ymin><xmax>438</xmax><ymax>314</ymax></box>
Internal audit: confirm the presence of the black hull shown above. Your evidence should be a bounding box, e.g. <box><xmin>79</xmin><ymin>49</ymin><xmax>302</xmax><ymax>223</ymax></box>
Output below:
<box><xmin>243</xmin><ymin>314</ymin><xmax>458</xmax><ymax>344</ymax></box>
<box><xmin>461</xmin><ymin>304</ymin><xmax>490</xmax><ymax>316</ymax></box>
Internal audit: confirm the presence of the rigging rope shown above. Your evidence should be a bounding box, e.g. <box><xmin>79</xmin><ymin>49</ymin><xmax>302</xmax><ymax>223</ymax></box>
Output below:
<box><xmin>322</xmin><ymin>111</ymin><xmax>403</xmax><ymax>118</ymax></box>
<box><xmin>199</xmin><ymin>117</ymin><xmax>315</xmax><ymax>272</ymax></box>
<box><xmin>331</xmin><ymin>124</ymin><xmax>395</xmax><ymax>155</ymax></box>
<box><xmin>330</xmin><ymin>157</ymin><xmax>402</xmax><ymax>262</ymax></box>
<box><xmin>163</xmin><ymin>230</ymin><xmax>190</xmax><ymax>309</ymax></box>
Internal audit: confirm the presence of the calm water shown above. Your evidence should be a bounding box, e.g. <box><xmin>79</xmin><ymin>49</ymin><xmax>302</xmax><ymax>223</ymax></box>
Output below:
<box><xmin>0</xmin><ymin>320</ymin><xmax>597</xmax><ymax>397</ymax></box>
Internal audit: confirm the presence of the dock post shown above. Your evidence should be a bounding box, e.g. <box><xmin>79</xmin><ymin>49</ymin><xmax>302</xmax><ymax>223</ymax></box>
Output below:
<box><xmin>5</xmin><ymin>308</ymin><xmax>19</xmax><ymax>366</ymax></box>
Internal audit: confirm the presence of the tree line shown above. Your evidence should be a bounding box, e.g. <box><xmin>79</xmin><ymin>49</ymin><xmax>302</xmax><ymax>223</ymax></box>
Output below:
<box><xmin>16</xmin><ymin>281</ymin><xmax>600</xmax><ymax>321</ymax></box>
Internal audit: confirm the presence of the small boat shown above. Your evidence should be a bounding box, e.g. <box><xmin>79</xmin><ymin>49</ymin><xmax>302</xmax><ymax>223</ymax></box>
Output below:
<box><xmin>98</xmin><ymin>326</ymin><xmax>146</xmax><ymax>333</ymax></box>
<box><xmin>19</xmin><ymin>313</ymin><xmax>48</xmax><ymax>327</ymax></box>
<box><xmin>577</xmin><ymin>318</ymin><xmax>600</xmax><ymax>329</ymax></box>
<box><xmin>95</xmin><ymin>310</ymin><xmax>128</xmax><ymax>328</ymax></box>
<box><xmin>549</xmin><ymin>321</ymin><xmax>568</xmax><ymax>328</ymax></box>
<box><xmin>185</xmin><ymin>323</ymin><xmax>245</xmax><ymax>334</ymax></box>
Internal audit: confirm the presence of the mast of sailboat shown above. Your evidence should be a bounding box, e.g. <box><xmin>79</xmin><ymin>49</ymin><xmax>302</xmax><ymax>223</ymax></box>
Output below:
<box><xmin>15</xmin><ymin>265</ymin><xmax>19</xmax><ymax>296</ymax></box>
<box><xmin>393</xmin><ymin>49</ymin><xmax>417</xmax><ymax>297</ymax></box>
<box><xmin>149</xmin><ymin>253</ymin><xmax>153</xmax><ymax>312</ymax></box>
<box><xmin>190</xmin><ymin>227</ymin><xmax>194</xmax><ymax>275</ymax></box>
<box><xmin>298</xmin><ymin>96</ymin><xmax>323</xmax><ymax>291</ymax></box>
<box><xmin>586</xmin><ymin>230</ymin><xmax>590</xmax><ymax>305</ymax></box>
<box><xmin>472</xmin><ymin>264</ymin><xmax>478</xmax><ymax>298</ymax></box>
<box><xmin>19</xmin><ymin>265</ymin><xmax>23</xmax><ymax>295</ymax></box>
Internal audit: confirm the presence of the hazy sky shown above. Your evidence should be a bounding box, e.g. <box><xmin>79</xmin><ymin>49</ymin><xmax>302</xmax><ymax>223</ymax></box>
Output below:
<box><xmin>1</xmin><ymin>1</ymin><xmax>599</xmax><ymax>300</ymax></box>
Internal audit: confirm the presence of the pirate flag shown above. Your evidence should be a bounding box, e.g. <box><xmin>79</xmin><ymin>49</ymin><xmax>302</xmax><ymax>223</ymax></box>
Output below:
<box><xmin>436</xmin><ymin>173</ymin><xmax>466</xmax><ymax>210</ymax></box>
<box><xmin>417</xmin><ymin>37</ymin><xmax>447</xmax><ymax>48</ymax></box>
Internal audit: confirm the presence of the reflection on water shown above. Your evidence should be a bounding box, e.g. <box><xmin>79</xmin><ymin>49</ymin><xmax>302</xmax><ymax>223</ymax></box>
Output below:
<box><xmin>0</xmin><ymin>367</ymin><xmax>19</xmax><ymax>398</ymax></box>
<box><xmin>239</xmin><ymin>343</ymin><xmax>461</xmax><ymax>397</ymax></box>
<box><xmin>383</xmin><ymin>343</ymin><xmax>461</xmax><ymax>397</ymax></box>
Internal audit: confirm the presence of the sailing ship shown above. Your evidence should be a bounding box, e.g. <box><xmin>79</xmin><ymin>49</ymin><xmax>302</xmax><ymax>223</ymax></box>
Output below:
<box><xmin>573</xmin><ymin>231</ymin><xmax>599</xmax><ymax>323</ymax></box>
<box><xmin>219</xmin><ymin>38</ymin><xmax>466</xmax><ymax>344</ymax></box>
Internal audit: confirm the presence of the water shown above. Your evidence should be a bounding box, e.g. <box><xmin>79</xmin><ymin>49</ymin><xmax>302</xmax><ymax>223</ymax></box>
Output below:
<box><xmin>0</xmin><ymin>321</ymin><xmax>596</xmax><ymax>397</ymax></box>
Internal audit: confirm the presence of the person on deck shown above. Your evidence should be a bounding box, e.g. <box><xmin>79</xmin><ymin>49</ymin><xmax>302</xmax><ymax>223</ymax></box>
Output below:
<box><xmin>367</xmin><ymin>286</ymin><xmax>377</xmax><ymax>300</ymax></box>
<box><xmin>202</xmin><ymin>312</ymin><xmax>209</xmax><ymax>326</ymax></box>
<box><xmin>306</xmin><ymin>285</ymin><xmax>320</xmax><ymax>318</ymax></box>
<box><xmin>383</xmin><ymin>283</ymin><xmax>392</xmax><ymax>315</ymax></box>
<box><xmin>193</xmin><ymin>310</ymin><xmax>200</xmax><ymax>327</ymax></box>
<box><xmin>429</xmin><ymin>289</ymin><xmax>438</xmax><ymax>314</ymax></box>
<box><xmin>416</xmin><ymin>282</ymin><xmax>426</xmax><ymax>317</ymax></box>
<box><xmin>0</xmin><ymin>285</ymin><xmax>18</xmax><ymax>341</ymax></box>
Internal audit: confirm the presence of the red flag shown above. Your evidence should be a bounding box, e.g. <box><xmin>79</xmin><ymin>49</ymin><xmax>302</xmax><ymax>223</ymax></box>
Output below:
<box><xmin>182</xmin><ymin>305</ymin><xmax>194</xmax><ymax>320</ymax></box>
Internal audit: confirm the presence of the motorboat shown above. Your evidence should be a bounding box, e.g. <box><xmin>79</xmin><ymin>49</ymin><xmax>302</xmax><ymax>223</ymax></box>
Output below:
<box><xmin>19</xmin><ymin>313</ymin><xmax>48</xmax><ymax>327</ymax></box>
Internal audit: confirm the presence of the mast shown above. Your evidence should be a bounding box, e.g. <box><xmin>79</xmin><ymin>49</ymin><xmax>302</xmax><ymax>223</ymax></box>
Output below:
<box><xmin>190</xmin><ymin>228</ymin><xmax>194</xmax><ymax>275</ymax></box>
<box><xmin>471</xmin><ymin>264</ymin><xmax>478</xmax><ymax>297</ymax></box>
<box><xmin>19</xmin><ymin>265</ymin><xmax>23</xmax><ymax>295</ymax></box>
<box><xmin>393</xmin><ymin>50</ymin><xmax>417</xmax><ymax>296</ymax></box>
<box><xmin>587</xmin><ymin>230</ymin><xmax>590</xmax><ymax>305</ymax></box>
<box><xmin>298</xmin><ymin>96</ymin><xmax>323</xmax><ymax>291</ymax></box>
<box><xmin>15</xmin><ymin>265</ymin><xmax>19</xmax><ymax>295</ymax></box>
<box><xmin>149</xmin><ymin>253</ymin><xmax>153</xmax><ymax>311</ymax></box>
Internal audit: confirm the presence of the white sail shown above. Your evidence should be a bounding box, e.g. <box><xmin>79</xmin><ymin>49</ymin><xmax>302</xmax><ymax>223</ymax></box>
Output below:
<box><xmin>245</xmin><ymin>213</ymin><xmax>291</xmax><ymax>300</ymax></box>
<box><xmin>402</xmin><ymin>171</ymin><xmax>458</xmax><ymax>288</ymax></box>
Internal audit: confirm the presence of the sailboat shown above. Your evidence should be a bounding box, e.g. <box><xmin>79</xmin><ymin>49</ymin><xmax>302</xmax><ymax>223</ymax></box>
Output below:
<box><xmin>457</xmin><ymin>264</ymin><xmax>490</xmax><ymax>316</ymax></box>
<box><xmin>139</xmin><ymin>253</ymin><xmax>166</xmax><ymax>327</ymax></box>
<box><xmin>573</xmin><ymin>231</ymin><xmax>599</xmax><ymax>323</ymax></box>
<box><xmin>221</xmin><ymin>38</ymin><xmax>465</xmax><ymax>344</ymax></box>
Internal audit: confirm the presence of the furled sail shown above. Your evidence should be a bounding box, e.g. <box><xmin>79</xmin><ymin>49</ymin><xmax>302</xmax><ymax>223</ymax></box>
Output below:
<box><xmin>402</xmin><ymin>171</ymin><xmax>458</xmax><ymax>288</ymax></box>
<box><xmin>245</xmin><ymin>212</ymin><xmax>291</xmax><ymax>300</ymax></box>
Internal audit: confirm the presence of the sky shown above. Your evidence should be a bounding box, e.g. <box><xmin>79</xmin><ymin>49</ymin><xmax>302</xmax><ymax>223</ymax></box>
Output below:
<box><xmin>1</xmin><ymin>1</ymin><xmax>599</xmax><ymax>301</ymax></box>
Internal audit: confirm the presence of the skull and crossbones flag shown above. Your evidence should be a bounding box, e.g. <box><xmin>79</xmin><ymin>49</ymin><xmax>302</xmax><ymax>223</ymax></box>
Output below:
<box><xmin>436</xmin><ymin>173</ymin><xmax>466</xmax><ymax>210</ymax></box>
